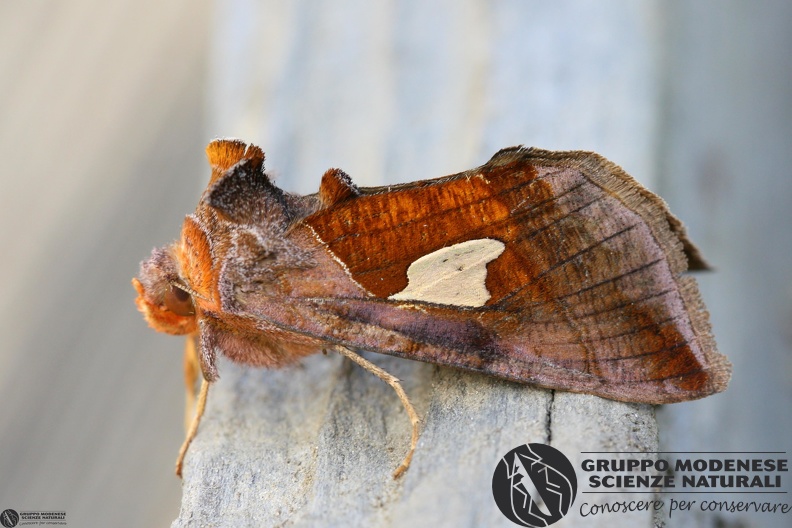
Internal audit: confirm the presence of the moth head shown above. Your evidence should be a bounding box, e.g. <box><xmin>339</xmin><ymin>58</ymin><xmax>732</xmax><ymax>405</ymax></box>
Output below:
<box><xmin>133</xmin><ymin>245</ymin><xmax>199</xmax><ymax>335</ymax></box>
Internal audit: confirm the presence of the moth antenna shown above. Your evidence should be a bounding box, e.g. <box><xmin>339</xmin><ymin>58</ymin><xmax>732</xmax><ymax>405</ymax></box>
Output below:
<box><xmin>334</xmin><ymin>346</ymin><xmax>420</xmax><ymax>479</ymax></box>
<box><xmin>176</xmin><ymin>374</ymin><xmax>210</xmax><ymax>478</ymax></box>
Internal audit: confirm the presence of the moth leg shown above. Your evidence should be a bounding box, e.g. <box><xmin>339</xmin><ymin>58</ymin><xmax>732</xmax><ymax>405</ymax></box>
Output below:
<box><xmin>183</xmin><ymin>334</ymin><xmax>200</xmax><ymax>431</ymax></box>
<box><xmin>335</xmin><ymin>345</ymin><xmax>420</xmax><ymax>479</ymax></box>
<box><xmin>175</xmin><ymin>375</ymin><xmax>210</xmax><ymax>478</ymax></box>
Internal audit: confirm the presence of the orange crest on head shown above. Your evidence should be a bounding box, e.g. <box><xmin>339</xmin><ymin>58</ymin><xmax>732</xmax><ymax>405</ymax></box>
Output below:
<box><xmin>206</xmin><ymin>139</ymin><xmax>265</xmax><ymax>185</ymax></box>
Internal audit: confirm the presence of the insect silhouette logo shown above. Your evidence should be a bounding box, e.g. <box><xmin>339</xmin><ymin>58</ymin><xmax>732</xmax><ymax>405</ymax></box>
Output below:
<box><xmin>0</xmin><ymin>510</ymin><xmax>19</xmax><ymax>528</ymax></box>
<box><xmin>492</xmin><ymin>443</ymin><xmax>577</xmax><ymax>526</ymax></box>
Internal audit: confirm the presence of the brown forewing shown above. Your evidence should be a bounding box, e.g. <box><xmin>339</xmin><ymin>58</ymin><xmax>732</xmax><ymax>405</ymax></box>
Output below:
<box><xmin>286</xmin><ymin>147</ymin><xmax>731</xmax><ymax>404</ymax></box>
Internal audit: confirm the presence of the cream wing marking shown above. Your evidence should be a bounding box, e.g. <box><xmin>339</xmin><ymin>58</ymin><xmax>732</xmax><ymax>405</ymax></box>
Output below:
<box><xmin>389</xmin><ymin>238</ymin><xmax>506</xmax><ymax>307</ymax></box>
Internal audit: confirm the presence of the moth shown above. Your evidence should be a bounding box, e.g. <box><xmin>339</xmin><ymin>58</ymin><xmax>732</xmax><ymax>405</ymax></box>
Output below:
<box><xmin>133</xmin><ymin>139</ymin><xmax>731</xmax><ymax>477</ymax></box>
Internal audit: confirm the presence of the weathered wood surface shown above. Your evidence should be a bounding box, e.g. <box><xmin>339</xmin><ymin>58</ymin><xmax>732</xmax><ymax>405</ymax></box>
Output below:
<box><xmin>174</xmin><ymin>358</ymin><xmax>658</xmax><ymax>527</ymax></box>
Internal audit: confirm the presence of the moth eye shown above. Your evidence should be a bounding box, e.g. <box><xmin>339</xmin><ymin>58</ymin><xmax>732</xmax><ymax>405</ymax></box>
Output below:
<box><xmin>163</xmin><ymin>284</ymin><xmax>196</xmax><ymax>316</ymax></box>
